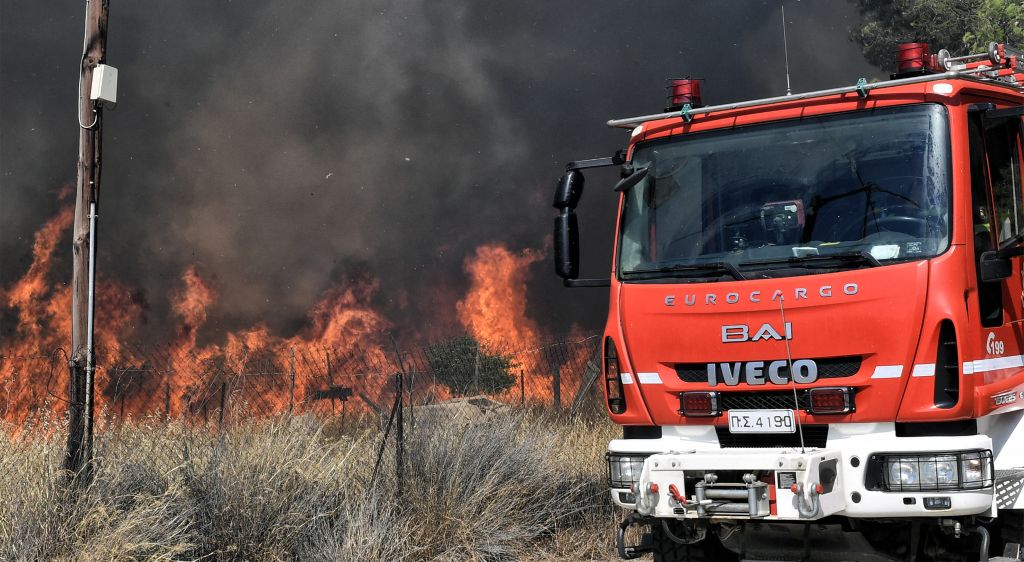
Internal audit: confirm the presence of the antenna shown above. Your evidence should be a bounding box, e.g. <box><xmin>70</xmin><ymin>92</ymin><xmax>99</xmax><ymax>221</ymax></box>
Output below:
<box><xmin>778</xmin><ymin>297</ymin><xmax>806</xmax><ymax>453</ymax></box>
<box><xmin>781</xmin><ymin>1</ymin><xmax>793</xmax><ymax>96</ymax></box>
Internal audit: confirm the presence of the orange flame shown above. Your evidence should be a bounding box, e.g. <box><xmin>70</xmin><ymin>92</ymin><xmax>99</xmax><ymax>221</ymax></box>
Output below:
<box><xmin>3</xmin><ymin>205</ymin><xmax>594</xmax><ymax>425</ymax></box>
<box><xmin>456</xmin><ymin>243</ymin><xmax>543</xmax><ymax>352</ymax></box>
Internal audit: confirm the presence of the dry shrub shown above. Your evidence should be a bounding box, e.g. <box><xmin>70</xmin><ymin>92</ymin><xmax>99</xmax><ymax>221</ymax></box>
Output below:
<box><xmin>0</xmin><ymin>418</ymin><xmax>194</xmax><ymax>561</ymax></box>
<box><xmin>0</xmin><ymin>408</ymin><xmax>620</xmax><ymax>561</ymax></box>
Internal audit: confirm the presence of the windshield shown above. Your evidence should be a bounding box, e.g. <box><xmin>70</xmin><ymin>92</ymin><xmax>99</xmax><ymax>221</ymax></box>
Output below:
<box><xmin>618</xmin><ymin>104</ymin><xmax>951</xmax><ymax>280</ymax></box>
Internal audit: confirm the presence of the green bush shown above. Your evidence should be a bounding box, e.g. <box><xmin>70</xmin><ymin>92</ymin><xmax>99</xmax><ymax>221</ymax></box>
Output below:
<box><xmin>424</xmin><ymin>335</ymin><xmax>516</xmax><ymax>396</ymax></box>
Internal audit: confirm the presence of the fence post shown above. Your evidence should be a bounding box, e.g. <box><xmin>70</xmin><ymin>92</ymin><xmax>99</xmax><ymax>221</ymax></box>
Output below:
<box><xmin>117</xmin><ymin>367</ymin><xmax>126</xmax><ymax>420</ymax></box>
<box><xmin>473</xmin><ymin>341</ymin><xmax>480</xmax><ymax>396</ymax></box>
<box><xmin>408</xmin><ymin>368</ymin><xmax>415</xmax><ymax>431</ymax></box>
<box><xmin>289</xmin><ymin>347</ymin><xmax>296</xmax><ymax>416</ymax></box>
<box><xmin>164</xmin><ymin>361</ymin><xmax>172</xmax><ymax>420</ymax></box>
<box><xmin>218</xmin><ymin>381</ymin><xmax>227</xmax><ymax>431</ymax></box>
<box><xmin>571</xmin><ymin>340</ymin><xmax>603</xmax><ymax>415</ymax></box>
<box><xmin>325</xmin><ymin>349</ymin><xmax>335</xmax><ymax>415</ymax></box>
<box><xmin>395</xmin><ymin>372</ymin><xmax>404</xmax><ymax>496</ymax></box>
<box><xmin>552</xmin><ymin>364</ymin><xmax>561</xmax><ymax>410</ymax></box>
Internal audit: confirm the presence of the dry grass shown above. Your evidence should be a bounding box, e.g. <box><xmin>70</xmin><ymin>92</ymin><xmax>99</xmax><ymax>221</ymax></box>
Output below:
<box><xmin>0</xmin><ymin>408</ymin><xmax>621</xmax><ymax>561</ymax></box>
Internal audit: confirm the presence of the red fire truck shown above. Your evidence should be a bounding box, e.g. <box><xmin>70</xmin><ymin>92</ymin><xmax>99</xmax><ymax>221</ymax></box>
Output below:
<box><xmin>553</xmin><ymin>43</ymin><xmax>1024</xmax><ymax>561</ymax></box>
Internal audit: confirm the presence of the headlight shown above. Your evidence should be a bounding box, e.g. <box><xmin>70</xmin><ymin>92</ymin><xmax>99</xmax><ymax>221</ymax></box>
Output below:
<box><xmin>919</xmin><ymin>456</ymin><xmax>958</xmax><ymax>487</ymax></box>
<box><xmin>888</xmin><ymin>460</ymin><xmax>920</xmax><ymax>487</ymax></box>
<box><xmin>607</xmin><ymin>453</ymin><xmax>648</xmax><ymax>489</ymax></box>
<box><xmin>867</xmin><ymin>450</ymin><xmax>993</xmax><ymax>492</ymax></box>
<box><xmin>960</xmin><ymin>451</ymin><xmax>993</xmax><ymax>489</ymax></box>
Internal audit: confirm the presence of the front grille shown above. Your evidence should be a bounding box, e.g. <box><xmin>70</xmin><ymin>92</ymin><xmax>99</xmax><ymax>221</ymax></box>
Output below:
<box><xmin>719</xmin><ymin>391</ymin><xmax>811</xmax><ymax>411</ymax></box>
<box><xmin>716</xmin><ymin>425</ymin><xmax>829</xmax><ymax>448</ymax></box>
<box><xmin>676</xmin><ymin>356</ymin><xmax>862</xmax><ymax>383</ymax></box>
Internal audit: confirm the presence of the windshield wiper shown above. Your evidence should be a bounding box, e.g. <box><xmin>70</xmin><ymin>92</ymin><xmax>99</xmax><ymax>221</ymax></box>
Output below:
<box><xmin>625</xmin><ymin>261</ymin><xmax>747</xmax><ymax>281</ymax></box>
<box><xmin>742</xmin><ymin>250</ymin><xmax>881</xmax><ymax>269</ymax></box>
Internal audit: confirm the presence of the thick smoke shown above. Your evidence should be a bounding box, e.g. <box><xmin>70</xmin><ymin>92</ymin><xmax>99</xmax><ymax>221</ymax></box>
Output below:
<box><xmin>0</xmin><ymin>1</ymin><xmax>880</xmax><ymax>345</ymax></box>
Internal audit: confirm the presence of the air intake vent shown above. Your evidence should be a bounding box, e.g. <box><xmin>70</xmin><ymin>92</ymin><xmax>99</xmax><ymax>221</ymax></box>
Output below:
<box><xmin>934</xmin><ymin>321</ymin><xmax>960</xmax><ymax>409</ymax></box>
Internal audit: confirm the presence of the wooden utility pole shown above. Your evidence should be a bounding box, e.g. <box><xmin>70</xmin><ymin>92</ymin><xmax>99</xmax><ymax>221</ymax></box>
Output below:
<box><xmin>65</xmin><ymin>0</ymin><xmax>111</xmax><ymax>475</ymax></box>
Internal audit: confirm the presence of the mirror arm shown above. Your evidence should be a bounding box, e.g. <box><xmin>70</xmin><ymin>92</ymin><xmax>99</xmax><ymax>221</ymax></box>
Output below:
<box><xmin>565</xmin><ymin>150</ymin><xmax>626</xmax><ymax>172</ymax></box>
<box><xmin>564</xmin><ymin>278</ymin><xmax>612</xmax><ymax>288</ymax></box>
<box><xmin>999</xmin><ymin>246</ymin><xmax>1024</xmax><ymax>259</ymax></box>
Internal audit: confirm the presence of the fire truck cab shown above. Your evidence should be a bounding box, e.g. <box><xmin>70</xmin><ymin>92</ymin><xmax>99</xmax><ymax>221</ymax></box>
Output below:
<box><xmin>554</xmin><ymin>43</ymin><xmax>1024</xmax><ymax>561</ymax></box>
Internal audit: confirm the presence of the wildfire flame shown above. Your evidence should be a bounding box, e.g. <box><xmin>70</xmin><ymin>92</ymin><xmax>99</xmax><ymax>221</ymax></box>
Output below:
<box><xmin>2</xmin><ymin>201</ymin><xmax>594</xmax><ymax>425</ymax></box>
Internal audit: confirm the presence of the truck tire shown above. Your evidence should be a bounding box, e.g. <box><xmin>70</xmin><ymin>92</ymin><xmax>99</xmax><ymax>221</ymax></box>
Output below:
<box><xmin>651</xmin><ymin>520</ymin><xmax>739</xmax><ymax>562</ymax></box>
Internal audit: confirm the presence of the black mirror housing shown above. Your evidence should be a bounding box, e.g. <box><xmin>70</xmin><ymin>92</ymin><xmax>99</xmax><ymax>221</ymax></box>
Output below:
<box><xmin>554</xmin><ymin>211</ymin><xmax>579</xmax><ymax>279</ymax></box>
<box><xmin>553</xmin><ymin>170</ymin><xmax>585</xmax><ymax>210</ymax></box>
<box><xmin>980</xmin><ymin>250</ymin><xmax>1013</xmax><ymax>282</ymax></box>
<box><xmin>613</xmin><ymin>166</ymin><xmax>649</xmax><ymax>192</ymax></box>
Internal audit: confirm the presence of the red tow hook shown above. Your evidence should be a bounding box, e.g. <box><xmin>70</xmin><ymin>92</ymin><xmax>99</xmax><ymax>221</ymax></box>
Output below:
<box><xmin>668</xmin><ymin>483</ymin><xmax>687</xmax><ymax>504</ymax></box>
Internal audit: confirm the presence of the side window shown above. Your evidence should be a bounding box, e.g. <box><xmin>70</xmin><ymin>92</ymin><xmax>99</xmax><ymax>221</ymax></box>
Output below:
<box><xmin>986</xmin><ymin>119</ymin><xmax>1024</xmax><ymax>244</ymax></box>
<box><xmin>968</xmin><ymin>112</ymin><xmax>1002</xmax><ymax>327</ymax></box>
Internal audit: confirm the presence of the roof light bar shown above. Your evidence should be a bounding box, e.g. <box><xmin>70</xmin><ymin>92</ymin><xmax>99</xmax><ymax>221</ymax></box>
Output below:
<box><xmin>606</xmin><ymin>72</ymin><xmax>965</xmax><ymax>129</ymax></box>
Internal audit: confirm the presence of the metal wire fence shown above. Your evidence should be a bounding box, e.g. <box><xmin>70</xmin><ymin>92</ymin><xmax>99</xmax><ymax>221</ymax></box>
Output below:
<box><xmin>0</xmin><ymin>333</ymin><xmax>604</xmax><ymax>434</ymax></box>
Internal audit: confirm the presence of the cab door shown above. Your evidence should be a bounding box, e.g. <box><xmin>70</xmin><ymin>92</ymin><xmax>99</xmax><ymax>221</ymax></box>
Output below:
<box><xmin>966</xmin><ymin>107</ymin><xmax>1024</xmax><ymax>393</ymax></box>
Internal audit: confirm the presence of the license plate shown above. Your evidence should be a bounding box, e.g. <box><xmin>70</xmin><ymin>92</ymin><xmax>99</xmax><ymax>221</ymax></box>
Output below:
<box><xmin>728</xmin><ymin>409</ymin><xmax>796</xmax><ymax>434</ymax></box>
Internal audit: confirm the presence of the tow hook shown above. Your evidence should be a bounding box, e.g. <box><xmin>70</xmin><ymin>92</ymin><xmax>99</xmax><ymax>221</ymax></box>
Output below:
<box><xmin>668</xmin><ymin>483</ymin><xmax>686</xmax><ymax>504</ymax></box>
<box><xmin>615</xmin><ymin>512</ymin><xmax>652</xmax><ymax>560</ymax></box>
<box><xmin>790</xmin><ymin>481</ymin><xmax>822</xmax><ymax>519</ymax></box>
<box><xmin>634</xmin><ymin>482</ymin><xmax>660</xmax><ymax>516</ymax></box>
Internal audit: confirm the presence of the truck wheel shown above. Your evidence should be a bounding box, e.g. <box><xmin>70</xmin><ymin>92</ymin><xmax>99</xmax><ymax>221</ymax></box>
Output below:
<box><xmin>651</xmin><ymin>520</ymin><xmax>739</xmax><ymax>562</ymax></box>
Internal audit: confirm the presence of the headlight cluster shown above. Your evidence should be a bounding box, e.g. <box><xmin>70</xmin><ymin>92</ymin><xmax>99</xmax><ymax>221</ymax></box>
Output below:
<box><xmin>607</xmin><ymin>453</ymin><xmax>649</xmax><ymax>489</ymax></box>
<box><xmin>867</xmin><ymin>450</ymin><xmax>993</xmax><ymax>492</ymax></box>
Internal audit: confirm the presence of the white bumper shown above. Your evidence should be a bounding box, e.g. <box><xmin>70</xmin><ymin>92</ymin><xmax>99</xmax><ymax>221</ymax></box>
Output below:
<box><xmin>609</xmin><ymin>423</ymin><xmax>995</xmax><ymax>520</ymax></box>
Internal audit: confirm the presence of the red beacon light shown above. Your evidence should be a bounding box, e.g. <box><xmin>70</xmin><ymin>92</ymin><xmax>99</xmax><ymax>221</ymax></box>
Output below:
<box><xmin>894</xmin><ymin>42</ymin><xmax>940</xmax><ymax>77</ymax></box>
<box><xmin>665</xmin><ymin>77</ymin><xmax>704</xmax><ymax>112</ymax></box>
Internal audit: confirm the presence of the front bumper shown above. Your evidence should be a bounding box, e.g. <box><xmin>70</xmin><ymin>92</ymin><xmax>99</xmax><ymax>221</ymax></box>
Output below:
<box><xmin>609</xmin><ymin>423</ymin><xmax>994</xmax><ymax>520</ymax></box>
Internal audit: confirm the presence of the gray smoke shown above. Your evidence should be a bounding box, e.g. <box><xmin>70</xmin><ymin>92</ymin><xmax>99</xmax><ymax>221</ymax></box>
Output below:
<box><xmin>0</xmin><ymin>0</ymin><xmax>881</xmax><ymax>343</ymax></box>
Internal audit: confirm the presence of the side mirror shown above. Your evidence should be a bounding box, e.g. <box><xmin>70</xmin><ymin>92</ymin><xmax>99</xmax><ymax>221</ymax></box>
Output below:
<box><xmin>980</xmin><ymin>250</ymin><xmax>1012</xmax><ymax>282</ymax></box>
<box><xmin>553</xmin><ymin>170</ymin><xmax>584</xmax><ymax>210</ymax></box>
<box><xmin>554</xmin><ymin>211</ymin><xmax>579</xmax><ymax>279</ymax></box>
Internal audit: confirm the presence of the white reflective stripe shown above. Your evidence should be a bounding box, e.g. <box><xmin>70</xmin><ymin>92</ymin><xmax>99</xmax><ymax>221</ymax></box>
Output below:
<box><xmin>637</xmin><ymin>372</ymin><xmax>663</xmax><ymax>384</ymax></box>
<box><xmin>620</xmin><ymin>372</ymin><xmax>634</xmax><ymax>384</ymax></box>
<box><xmin>969</xmin><ymin>355</ymin><xmax>1024</xmax><ymax>373</ymax></box>
<box><xmin>911</xmin><ymin>364</ymin><xmax>936</xmax><ymax>377</ymax></box>
<box><xmin>870</xmin><ymin>365</ymin><xmax>903</xmax><ymax>379</ymax></box>
<box><xmin>963</xmin><ymin>361</ymin><xmax>975</xmax><ymax>375</ymax></box>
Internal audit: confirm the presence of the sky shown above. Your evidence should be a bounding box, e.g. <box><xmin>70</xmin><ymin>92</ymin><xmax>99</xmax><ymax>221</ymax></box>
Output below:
<box><xmin>0</xmin><ymin>0</ymin><xmax>882</xmax><ymax>346</ymax></box>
